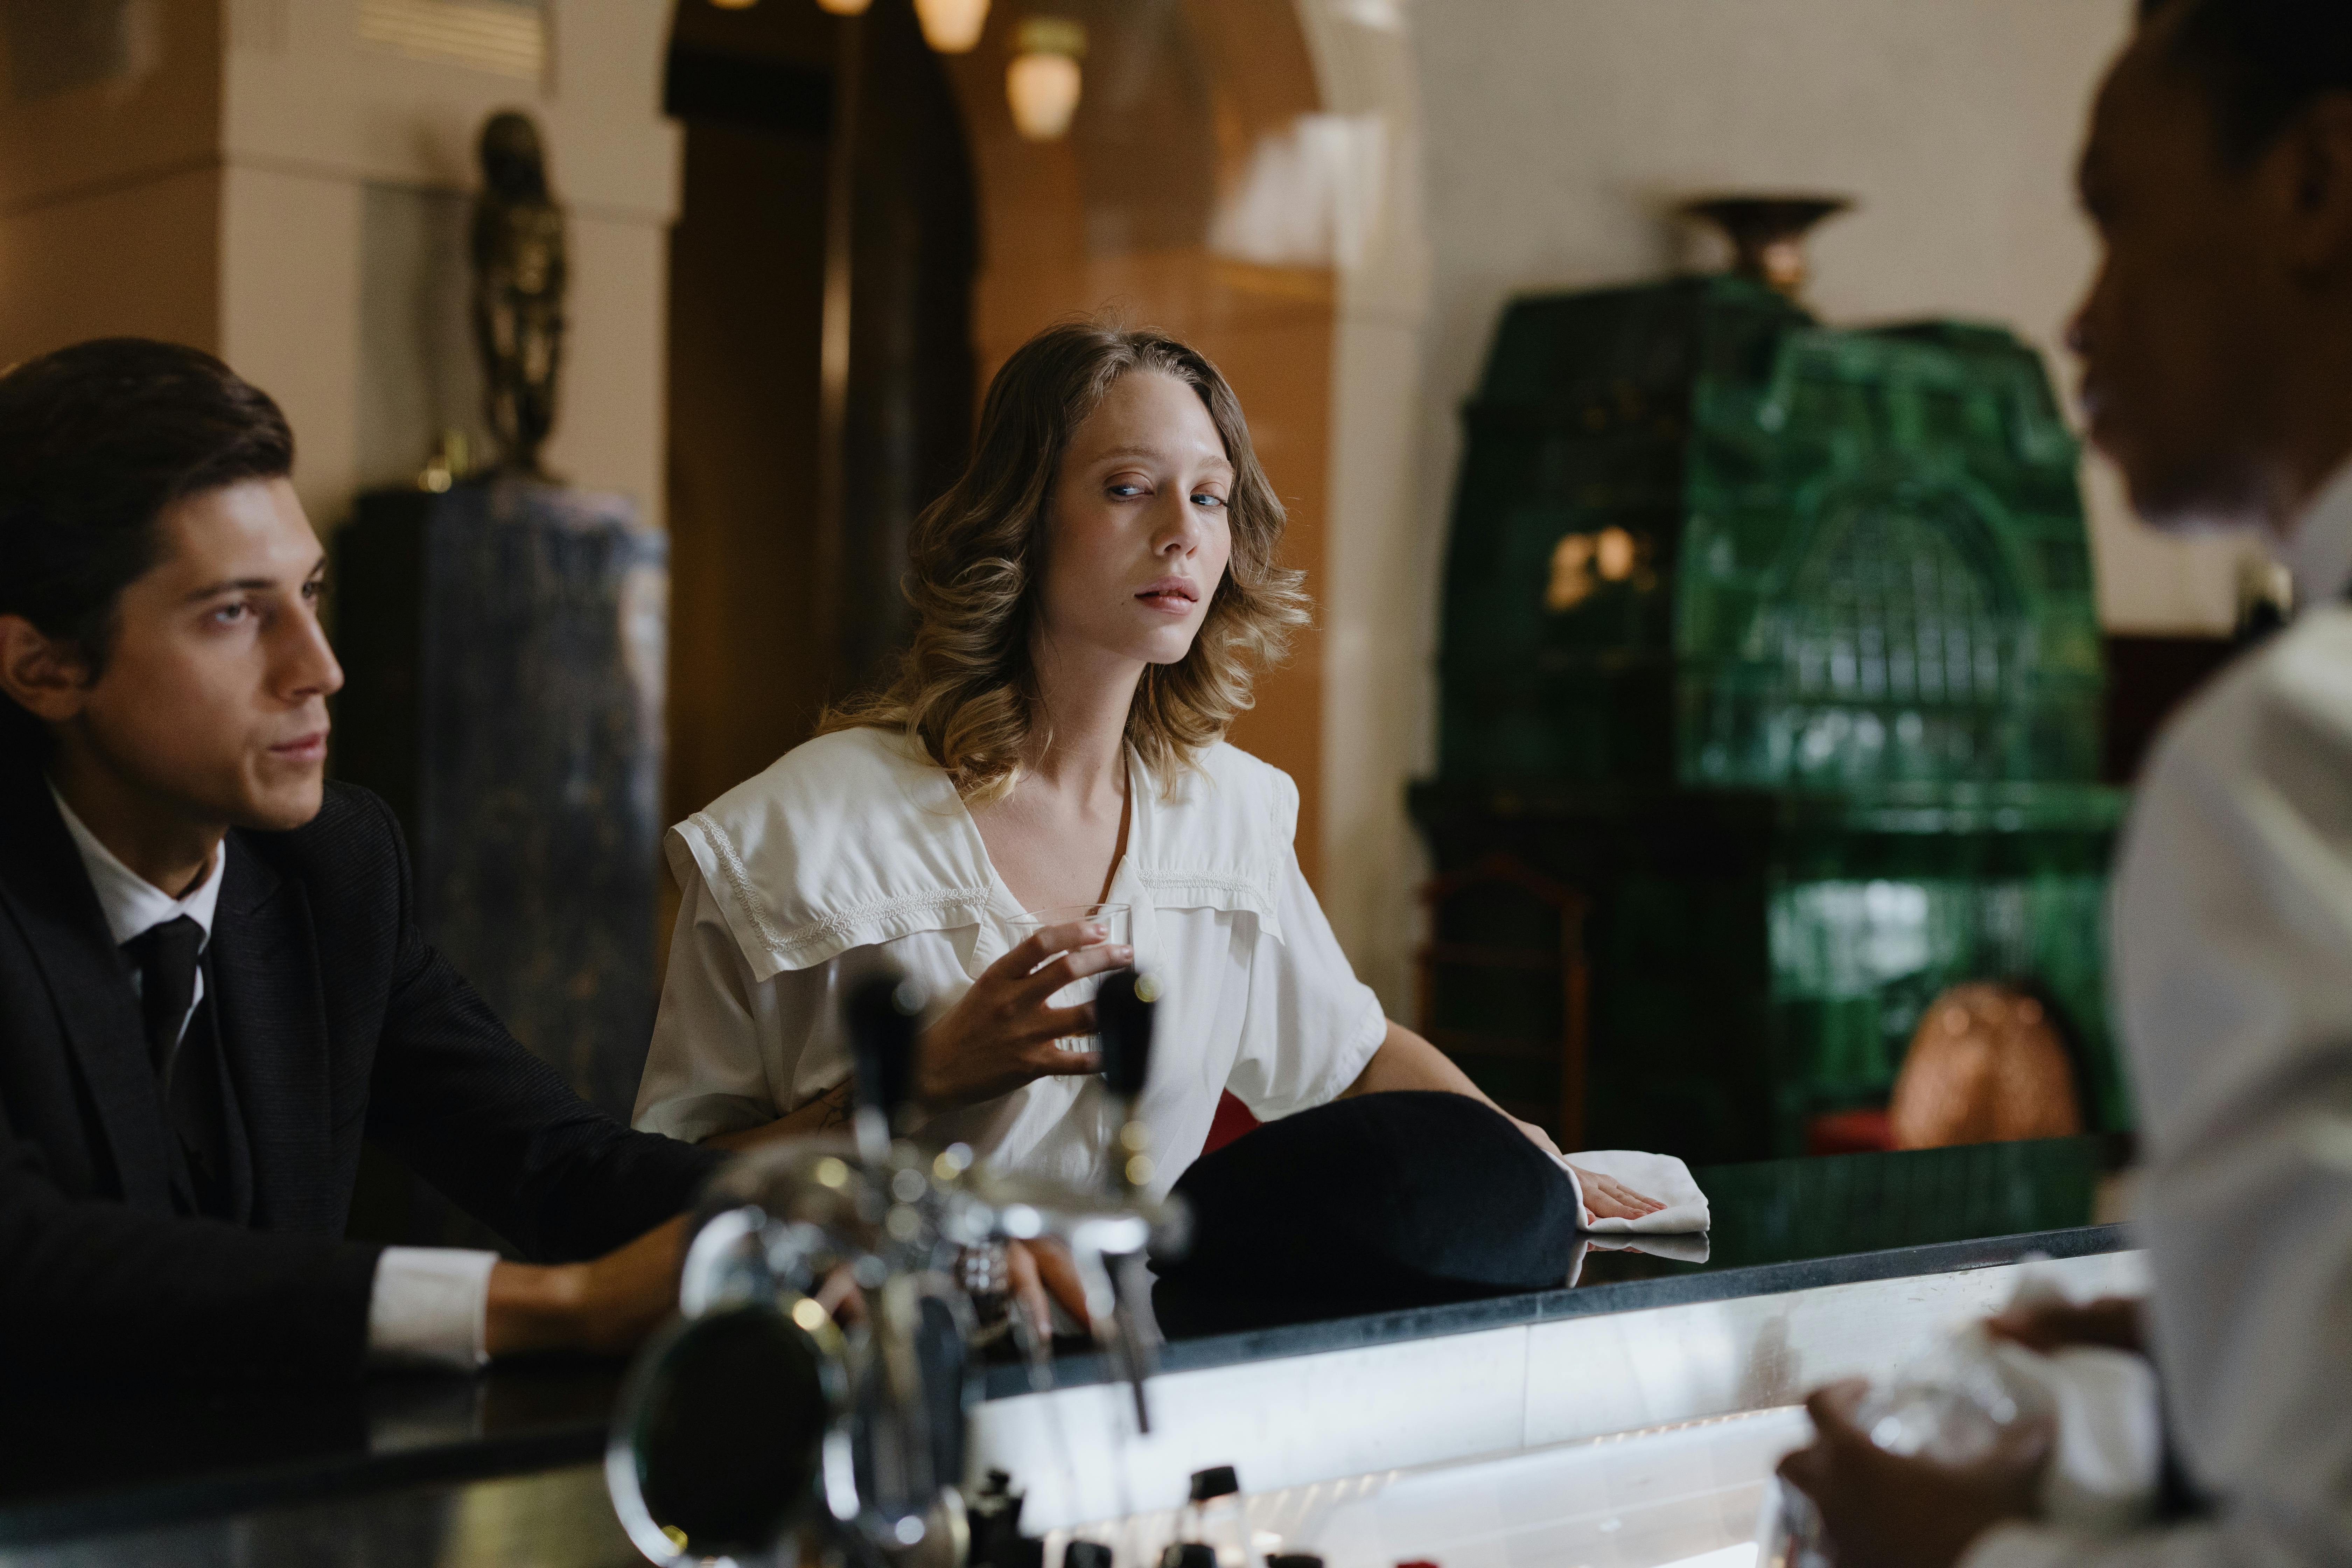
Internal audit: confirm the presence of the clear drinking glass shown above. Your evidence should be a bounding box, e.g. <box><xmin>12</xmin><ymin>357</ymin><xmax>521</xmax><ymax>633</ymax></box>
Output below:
<box><xmin>1005</xmin><ymin>902</ymin><xmax>1131</xmax><ymax>1052</ymax></box>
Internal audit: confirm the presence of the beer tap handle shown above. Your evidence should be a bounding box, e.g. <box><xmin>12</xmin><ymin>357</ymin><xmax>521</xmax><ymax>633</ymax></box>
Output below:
<box><xmin>846</xmin><ymin>969</ymin><xmax>926</xmax><ymax>1165</ymax></box>
<box><xmin>1095</xmin><ymin>968</ymin><xmax>1160</xmax><ymax>1198</ymax></box>
<box><xmin>1094</xmin><ymin>968</ymin><xmax>1157</xmax><ymax>1107</ymax></box>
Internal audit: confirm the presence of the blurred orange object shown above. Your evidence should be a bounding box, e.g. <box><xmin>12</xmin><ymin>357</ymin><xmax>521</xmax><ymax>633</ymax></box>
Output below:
<box><xmin>1889</xmin><ymin>983</ymin><xmax>2082</xmax><ymax>1148</ymax></box>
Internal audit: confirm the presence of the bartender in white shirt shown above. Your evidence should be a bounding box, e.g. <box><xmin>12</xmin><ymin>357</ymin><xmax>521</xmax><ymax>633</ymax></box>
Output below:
<box><xmin>1777</xmin><ymin>2</ymin><xmax>2352</xmax><ymax>1564</ymax></box>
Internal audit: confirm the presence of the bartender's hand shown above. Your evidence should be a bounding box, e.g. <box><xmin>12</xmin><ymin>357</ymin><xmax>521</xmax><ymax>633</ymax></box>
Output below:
<box><xmin>918</xmin><ymin>920</ymin><xmax>1133</xmax><ymax>1106</ymax></box>
<box><xmin>484</xmin><ymin>1214</ymin><xmax>689</xmax><ymax>1358</ymax></box>
<box><xmin>1777</xmin><ymin>1379</ymin><xmax>2050</xmax><ymax>1568</ymax></box>
<box><xmin>1988</xmin><ymin>1295</ymin><xmax>2146</xmax><ymax>1357</ymax></box>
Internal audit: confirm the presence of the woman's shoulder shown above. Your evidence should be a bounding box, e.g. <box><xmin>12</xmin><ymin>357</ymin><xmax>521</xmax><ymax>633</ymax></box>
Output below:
<box><xmin>670</xmin><ymin>726</ymin><xmax>994</xmax><ymax>980</ymax></box>
<box><xmin>705</xmin><ymin>724</ymin><xmax>933</xmax><ymax>810</ymax></box>
<box><xmin>1169</xmin><ymin>740</ymin><xmax>1300</xmax><ymax>846</ymax></box>
<box><xmin>1127</xmin><ymin>742</ymin><xmax>1302</xmax><ymax>937</ymax></box>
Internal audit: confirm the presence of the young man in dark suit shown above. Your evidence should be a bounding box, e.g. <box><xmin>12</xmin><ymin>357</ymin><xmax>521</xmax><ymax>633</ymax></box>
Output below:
<box><xmin>0</xmin><ymin>337</ymin><xmax>724</xmax><ymax>1382</ymax></box>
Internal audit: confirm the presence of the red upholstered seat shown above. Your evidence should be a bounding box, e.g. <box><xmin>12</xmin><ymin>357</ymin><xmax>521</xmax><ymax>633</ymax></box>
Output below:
<box><xmin>1203</xmin><ymin>1091</ymin><xmax>1259</xmax><ymax>1154</ymax></box>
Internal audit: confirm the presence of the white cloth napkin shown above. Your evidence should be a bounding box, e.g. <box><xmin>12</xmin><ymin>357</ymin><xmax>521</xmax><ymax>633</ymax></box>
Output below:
<box><xmin>1552</xmin><ymin>1148</ymin><xmax>1711</xmax><ymax>1233</ymax></box>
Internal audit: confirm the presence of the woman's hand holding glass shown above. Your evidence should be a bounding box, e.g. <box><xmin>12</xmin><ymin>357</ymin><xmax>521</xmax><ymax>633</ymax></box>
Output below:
<box><xmin>918</xmin><ymin>920</ymin><xmax>1134</xmax><ymax>1105</ymax></box>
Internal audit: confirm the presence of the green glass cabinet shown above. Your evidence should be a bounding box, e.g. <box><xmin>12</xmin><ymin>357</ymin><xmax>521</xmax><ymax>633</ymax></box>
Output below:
<box><xmin>1410</xmin><ymin>275</ymin><xmax>2125</xmax><ymax>1163</ymax></box>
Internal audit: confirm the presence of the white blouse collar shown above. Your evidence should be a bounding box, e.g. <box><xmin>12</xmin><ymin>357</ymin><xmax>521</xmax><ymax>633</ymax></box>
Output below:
<box><xmin>672</xmin><ymin>727</ymin><xmax>1292</xmax><ymax>983</ymax></box>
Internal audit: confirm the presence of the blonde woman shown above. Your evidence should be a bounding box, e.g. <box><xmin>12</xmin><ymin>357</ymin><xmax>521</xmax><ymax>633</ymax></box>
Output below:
<box><xmin>634</xmin><ymin>322</ymin><xmax>1659</xmax><ymax>1223</ymax></box>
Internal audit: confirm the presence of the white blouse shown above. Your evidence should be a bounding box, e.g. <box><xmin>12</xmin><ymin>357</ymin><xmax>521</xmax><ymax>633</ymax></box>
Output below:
<box><xmin>632</xmin><ymin>726</ymin><xmax>1386</xmax><ymax>1197</ymax></box>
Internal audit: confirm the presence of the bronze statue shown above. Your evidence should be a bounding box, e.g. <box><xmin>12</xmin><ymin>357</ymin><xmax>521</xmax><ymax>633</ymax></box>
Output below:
<box><xmin>472</xmin><ymin>111</ymin><xmax>567</xmax><ymax>475</ymax></box>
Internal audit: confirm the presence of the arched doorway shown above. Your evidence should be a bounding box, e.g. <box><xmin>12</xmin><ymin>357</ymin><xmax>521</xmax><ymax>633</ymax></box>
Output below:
<box><xmin>663</xmin><ymin>0</ymin><xmax>977</xmax><ymax>830</ymax></box>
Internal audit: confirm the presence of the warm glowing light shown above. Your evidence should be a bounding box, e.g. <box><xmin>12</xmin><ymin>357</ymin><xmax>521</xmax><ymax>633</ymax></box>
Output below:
<box><xmin>708</xmin><ymin>0</ymin><xmax>757</xmax><ymax>9</ymax></box>
<box><xmin>815</xmin><ymin>0</ymin><xmax>872</xmax><ymax>13</ymax></box>
<box><xmin>1007</xmin><ymin>52</ymin><xmax>1080</xmax><ymax>139</ymax></box>
<box><xmin>1596</xmin><ymin>525</ymin><xmax>1637</xmax><ymax>581</ymax></box>
<box><xmin>914</xmin><ymin>0</ymin><xmax>989</xmax><ymax>52</ymax></box>
<box><xmin>1545</xmin><ymin>533</ymin><xmax>1594</xmax><ymax>612</ymax></box>
<box><xmin>1007</xmin><ymin>16</ymin><xmax>1084</xmax><ymax>140</ymax></box>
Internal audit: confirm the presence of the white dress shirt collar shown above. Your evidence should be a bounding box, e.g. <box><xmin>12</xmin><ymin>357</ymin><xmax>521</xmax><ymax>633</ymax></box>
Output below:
<box><xmin>2284</xmin><ymin>456</ymin><xmax>2352</xmax><ymax>612</ymax></box>
<box><xmin>46</xmin><ymin>780</ymin><xmax>225</xmax><ymax>952</ymax></box>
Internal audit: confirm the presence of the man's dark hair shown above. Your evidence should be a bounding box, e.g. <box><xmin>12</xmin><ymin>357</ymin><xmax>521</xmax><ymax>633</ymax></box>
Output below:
<box><xmin>2138</xmin><ymin>0</ymin><xmax>2352</xmax><ymax>165</ymax></box>
<box><xmin>0</xmin><ymin>340</ymin><xmax>293</xmax><ymax>740</ymax></box>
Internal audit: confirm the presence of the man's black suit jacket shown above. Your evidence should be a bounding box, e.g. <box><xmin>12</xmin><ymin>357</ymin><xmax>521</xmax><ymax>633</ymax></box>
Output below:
<box><xmin>0</xmin><ymin>756</ymin><xmax>723</xmax><ymax>1383</ymax></box>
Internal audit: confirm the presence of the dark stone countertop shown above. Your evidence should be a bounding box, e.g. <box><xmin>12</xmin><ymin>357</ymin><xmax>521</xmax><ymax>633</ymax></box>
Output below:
<box><xmin>0</xmin><ymin>1135</ymin><xmax>2133</xmax><ymax>1546</ymax></box>
<box><xmin>0</xmin><ymin>1359</ymin><xmax>628</xmax><ymax>1547</ymax></box>
<box><xmin>1004</xmin><ymin>1132</ymin><xmax>2136</xmax><ymax>1394</ymax></box>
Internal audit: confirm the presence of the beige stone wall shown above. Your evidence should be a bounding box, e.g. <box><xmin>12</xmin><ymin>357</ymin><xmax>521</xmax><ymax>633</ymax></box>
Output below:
<box><xmin>225</xmin><ymin>0</ymin><xmax>677</xmax><ymax>528</ymax></box>
<box><xmin>0</xmin><ymin>0</ymin><xmax>676</xmax><ymax>533</ymax></box>
<box><xmin>0</xmin><ymin>0</ymin><xmax>223</xmax><ymax>368</ymax></box>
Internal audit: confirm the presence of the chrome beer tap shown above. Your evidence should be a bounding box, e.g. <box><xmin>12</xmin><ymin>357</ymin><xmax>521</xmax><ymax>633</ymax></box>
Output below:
<box><xmin>960</xmin><ymin>967</ymin><xmax>1178</xmax><ymax>1433</ymax></box>
<box><xmin>608</xmin><ymin>966</ymin><xmax>1185</xmax><ymax>1565</ymax></box>
<box><xmin>610</xmin><ymin>969</ymin><xmax>974</xmax><ymax>1567</ymax></box>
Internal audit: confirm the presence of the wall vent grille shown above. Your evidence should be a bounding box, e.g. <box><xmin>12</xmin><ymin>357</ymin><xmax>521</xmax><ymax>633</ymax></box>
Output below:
<box><xmin>358</xmin><ymin>0</ymin><xmax>544</xmax><ymax>82</ymax></box>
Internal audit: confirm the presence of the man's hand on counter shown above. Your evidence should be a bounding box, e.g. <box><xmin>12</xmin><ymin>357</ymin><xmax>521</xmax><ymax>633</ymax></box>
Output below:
<box><xmin>482</xmin><ymin>1215</ymin><xmax>690</xmax><ymax>1359</ymax></box>
<box><xmin>1777</xmin><ymin>1379</ymin><xmax>2050</xmax><ymax>1568</ymax></box>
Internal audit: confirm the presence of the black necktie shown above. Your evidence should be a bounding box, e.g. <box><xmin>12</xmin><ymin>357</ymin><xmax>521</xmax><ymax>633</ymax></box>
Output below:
<box><xmin>124</xmin><ymin>915</ymin><xmax>204</xmax><ymax>1086</ymax></box>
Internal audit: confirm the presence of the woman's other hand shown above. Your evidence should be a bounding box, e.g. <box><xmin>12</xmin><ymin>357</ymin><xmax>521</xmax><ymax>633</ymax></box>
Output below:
<box><xmin>1345</xmin><ymin>1025</ymin><xmax>1666</xmax><ymax>1218</ymax></box>
<box><xmin>1510</xmin><ymin>1116</ymin><xmax>1564</xmax><ymax>1159</ymax></box>
<box><xmin>1516</xmin><ymin>1119</ymin><xmax>1667</xmax><ymax>1220</ymax></box>
<box><xmin>918</xmin><ymin>919</ymin><xmax>1132</xmax><ymax>1106</ymax></box>
<box><xmin>1567</xmin><ymin>1162</ymin><xmax>1666</xmax><ymax>1222</ymax></box>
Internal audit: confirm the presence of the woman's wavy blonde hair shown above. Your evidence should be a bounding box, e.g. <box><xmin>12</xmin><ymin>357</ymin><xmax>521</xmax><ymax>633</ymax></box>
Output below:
<box><xmin>823</xmin><ymin>321</ymin><xmax>1307</xmax><ymax>800</ymax></box>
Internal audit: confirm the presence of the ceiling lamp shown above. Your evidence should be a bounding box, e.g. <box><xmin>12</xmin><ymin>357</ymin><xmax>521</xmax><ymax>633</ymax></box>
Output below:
<box><xmin>1007</xmin><ymin>16</ymin><xmax>1084</xmax><ymax>141</ymax></box>
<box><xmin>915</xmin><ymin>0</ymin><xmax>989</xmax><ymax>52</ymax></box>
<box><xmin>814</xmin><ymin>0</ymin><xmax>872</xmax><ymax>14</ymax></box>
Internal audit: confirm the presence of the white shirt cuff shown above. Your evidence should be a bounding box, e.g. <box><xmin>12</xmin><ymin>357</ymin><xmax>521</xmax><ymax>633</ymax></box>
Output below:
<box><xmin>366</xmin><ymin>1246</ymin><xmax>500</xmax><ymax>1373</ymax></box>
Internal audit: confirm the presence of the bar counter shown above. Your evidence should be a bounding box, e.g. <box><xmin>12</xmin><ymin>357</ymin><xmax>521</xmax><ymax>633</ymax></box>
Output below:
<box><xmin>0</xmin><ymin>1135</ymin><xmax>2137</xmax><ymax>1567</ymax></box>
